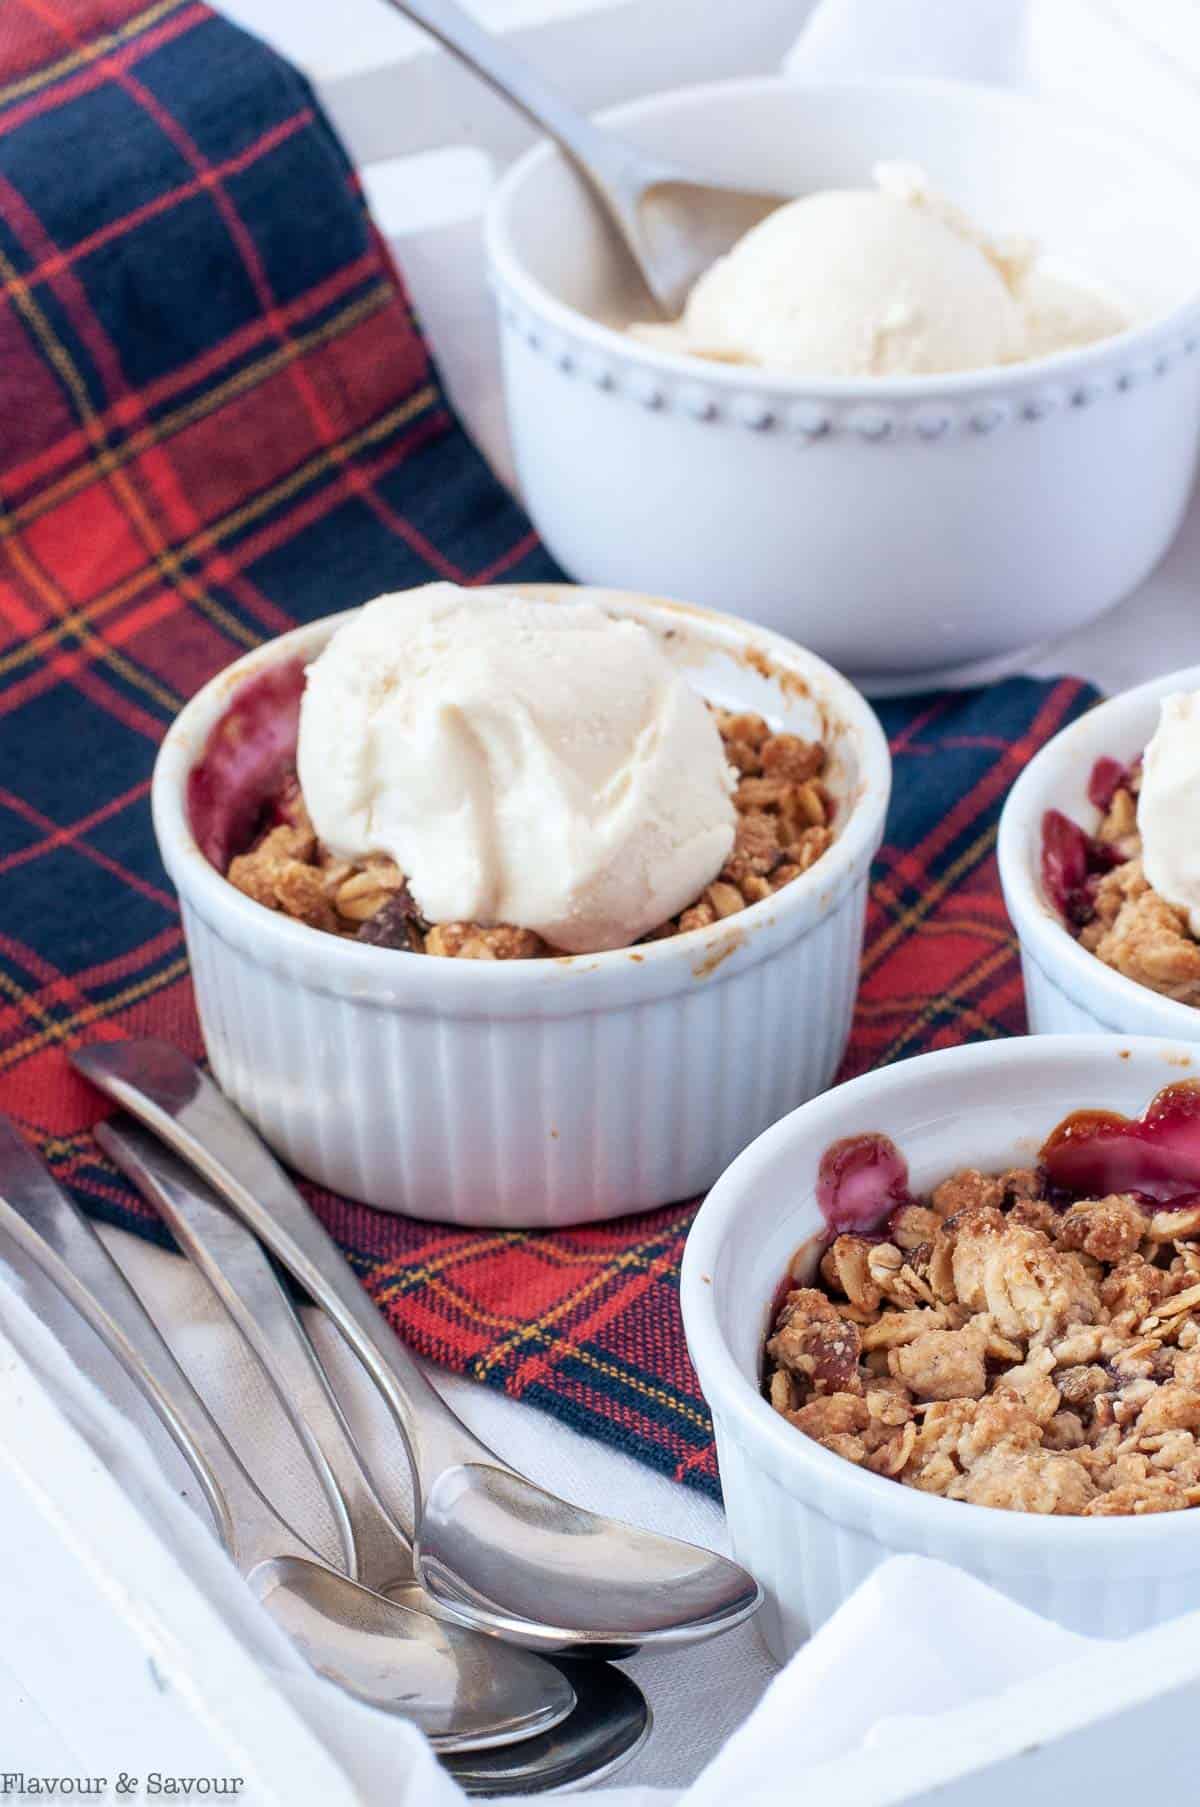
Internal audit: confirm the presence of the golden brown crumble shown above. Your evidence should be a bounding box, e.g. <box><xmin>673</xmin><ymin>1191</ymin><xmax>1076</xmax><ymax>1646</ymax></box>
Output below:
<box><xmin>225</xmin><ymin>709</ymin><xmax>834</xmax><ymax>958</ymax></box>
<box><xmin>1076</xmin><ymin>769</ymin><xmax>1200</xmax><ymax>1005</ymax></box>
<box><xmin>765</xmin><ymin>1165</ymin><xmax>1200</xmax><ymax>1516</ymax></box>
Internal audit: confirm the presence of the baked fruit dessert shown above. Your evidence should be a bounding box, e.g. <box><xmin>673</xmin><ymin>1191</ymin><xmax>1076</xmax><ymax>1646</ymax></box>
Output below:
<box><xmin>1042</xmin><ymin>690</ymin><xmax>1200</xmax><ymax>1005</ymax></box>
<box><xmin>765</xmin><ymin>1081</ymin><xmax>1200</xmax><ymax>1516</ymax></box>
<box><xmin>190</xmin><ymin>586</ymin><xmax>836</xmax><ymax>959</ymax></box>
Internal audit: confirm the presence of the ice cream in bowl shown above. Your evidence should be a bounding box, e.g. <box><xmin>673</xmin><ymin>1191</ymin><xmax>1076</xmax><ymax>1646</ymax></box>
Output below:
<box><xmin>154</xmin><ymin>583</ymin><xmax>890</xmax><ymax>1226</ymax></box>
<box><xmin>630</xmin><ymin>161</ymin><xmax>1129</xmax><ymax>378</ymax></box>
<box><xmin>486</xmin><ymin>77</ymin><xmax>1200</xmax><ymax>688</ymax></box>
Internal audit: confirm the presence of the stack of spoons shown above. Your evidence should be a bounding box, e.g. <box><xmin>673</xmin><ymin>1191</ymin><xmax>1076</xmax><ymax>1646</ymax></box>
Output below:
<box><xmin>0</xmin><ymin>1039</ymin><xmax>760</xmax><ymax>1795</ymax></box>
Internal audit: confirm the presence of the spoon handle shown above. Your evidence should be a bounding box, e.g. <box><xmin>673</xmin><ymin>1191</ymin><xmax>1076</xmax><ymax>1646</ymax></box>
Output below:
<box><xmin>71</xmin><ymin>1041</ymin><xmax>494</xmax><ymax>1490</ymax></box>
<box><xmin>97</xmin><ymin>1115</ymin><xmax>415</xmax><ymax>1594</ymax></box>
<box><xmin>384</xmin><ymin>0</ymin><xmax>657</xmax><ymax>230</ymax></box>
<box><xmin>0</xmin><ymin>1115</ymin><xmax>312</xmax><ymax>1573</ymax></box>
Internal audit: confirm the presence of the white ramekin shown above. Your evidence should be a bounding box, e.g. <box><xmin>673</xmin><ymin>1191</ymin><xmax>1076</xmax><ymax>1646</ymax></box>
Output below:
<box><xmin>681</xmin><ymin>1035</ymin><xmax>1200</xmax><ymax>1660</ymax></box>
<box><xmin>486</xmin><ymin>77</ymin><xmax>1200</xmax><ymax>693</ymax></box>
<box><xmin>998</xmin><ymin>665</ymin><xmax>1200</xmax><ymax>1042</ymax></box>
<box><xmin>152</xmin><ymin>586</ymin><xmax>890</xmax><ymax>1228</ymax></box>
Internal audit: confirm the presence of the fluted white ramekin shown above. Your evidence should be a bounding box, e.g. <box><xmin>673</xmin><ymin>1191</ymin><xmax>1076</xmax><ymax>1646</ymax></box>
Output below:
<box><xmin>998</xmin><ymin>665</ymin><xmax>1200</xmax><ymax>1042</ymax></box>
<box><xmin>682</xmin><ymin>1035</ymin><xmax>1200</xmax><ymax>1661</ymax></box>
<box><xmin>152</xmin><ymin>586</ymin><xmax>890</xmax><ymax>1228</ymax></box>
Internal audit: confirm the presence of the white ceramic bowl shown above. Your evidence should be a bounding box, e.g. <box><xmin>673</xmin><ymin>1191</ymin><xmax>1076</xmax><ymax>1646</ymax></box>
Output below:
<box><xmin>998</xmin><ymin>665</ymin><xmax>1200</xmax><ymax>1041</ymax></box>
<box><xmin>152</xmin><ymin>586</ymin><xmax>890</xmax><ymax>1228</ymax></box>
<box><xmin>486</xmin><ymin>77</ymin><xmax>1200</xmax><ymax>693</ymax></box>
<box><xmin>681</xmin><ymin>1034</ymin><xmax>1200</xmax><ymax>1659</ymax></box>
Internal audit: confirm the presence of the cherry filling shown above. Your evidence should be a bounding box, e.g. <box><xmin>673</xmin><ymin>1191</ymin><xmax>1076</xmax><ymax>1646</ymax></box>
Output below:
<box><xmin>1040</xmin><ymin>1079</ymin><xmax>1200</xmax><ymax>1205</ymax></box>
<box><xmin>187</xmin><ymin>661</ymin><xmax>305</xmax><ymax>871</ymax></box>
<box><xmin>1041</xmin><ymin>808</ymin><xmax>1123</xmax><ymax>929</ymax></box>
<box><xmin>768</xmin><ymin>1134</ymin><xmax>916</xmax><ymax>1349</ymax></box>
<box><xmin>1040</xmin><ymin>753</ymin><xmax>1139</xmax><ymax>930</ymax></box>
<box><xmin>1087</xmin><ymin>755</ymin><xmax>1130</xmax><ymax>813</ymax></box>
<box><xmin>772</xmin><ymin>1078</ymin><xmax>1200</xmax><ymax>1348</ymax></box>
<box><xmin>816</xmin><ymin>1133</ymin><xmax>915</xmax><ymax>1234</ymax></box>
<box><xmin>810</xmin><ymin>1082</ymin><xmax>1200</xmax><ymax>1238</ymax></box>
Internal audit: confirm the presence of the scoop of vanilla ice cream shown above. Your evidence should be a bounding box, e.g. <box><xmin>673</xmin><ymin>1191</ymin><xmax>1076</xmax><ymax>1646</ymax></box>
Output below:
<box><xmin>637</xmin><ymin>185</ymin><xmax>1023</xmax><ymax>377</ymax></box>
<box><xmin>632</xmin><ymin>162</ymin><xmax>1128</xmax><ymax>377</ymax></box>
<box><xmin>1137</xmin><ymin>692</ymin><xmax>1200</xmax><ymax>939</ymax></box>
<box><xmin>296</xmin><ymin>585</ymin><xmax>737</xmax><ymax>954</ymax></box>
<box><xmin>1014</xmin><ymin>265</ymin><xmax>1131</xmax><ymax>362</ymax></box>
<box><xmin>876</xmin><ymin>161</ymin><xmax>1130</xmax><ymax>361</ymax></box>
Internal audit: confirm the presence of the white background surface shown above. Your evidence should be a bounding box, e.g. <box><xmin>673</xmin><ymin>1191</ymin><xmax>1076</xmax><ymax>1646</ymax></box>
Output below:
<box><xmin>3</xmin><ymin>0</ymin><xmax>1200</xmax><ymax>1797</ymax></box>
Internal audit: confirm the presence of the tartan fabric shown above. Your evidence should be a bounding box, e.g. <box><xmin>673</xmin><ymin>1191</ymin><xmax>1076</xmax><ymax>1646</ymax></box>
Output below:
<box><xmin>0</xmin><ymin>1</ymin><xmax>1100</xmax><ymax>1501</ymax></box>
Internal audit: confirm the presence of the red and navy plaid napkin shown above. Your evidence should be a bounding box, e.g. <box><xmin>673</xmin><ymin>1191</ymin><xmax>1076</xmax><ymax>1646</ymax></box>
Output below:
<box><xmin>0</xmin><ymin>0</ymin><xmax>1097</xmax><ymax>1498</ymax></box>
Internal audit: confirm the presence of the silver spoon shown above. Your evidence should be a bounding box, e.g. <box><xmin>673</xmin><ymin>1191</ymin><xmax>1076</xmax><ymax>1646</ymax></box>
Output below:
<box><xmin>386</xmin><ymin>0</ymin><xmax>786</xmax><ymax>315</ymax></box>
<box><xmin>443</xmin><ymin>1659</ymin><xmax>650</xmax><ymax>1796</ymax></box>
<box><xmin>0</xmin><ymin>1116</ymin><xmax>573</xmax><ymax>1751</ymax></box>
<box><xmin>71</xmin><ymin>1040</ymin><xmax>762</xmax><ymax>1655</ymax></box>
<box><xmin>97</xmin><ymin>1114</ymin><xmax>415</xmax><ymax>1599</ymax></box>
<box><xmin>96</xmin><ymin>1118</ymin><xmax>651</xmax><ymax>1797</ymax></box>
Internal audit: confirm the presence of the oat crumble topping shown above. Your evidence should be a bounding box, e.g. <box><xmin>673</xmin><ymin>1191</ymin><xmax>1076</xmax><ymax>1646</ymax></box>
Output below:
<box><xmin>765</xmin><ymin>1165</ymin><xmax>1200</xmax><ymax>1515</ymax></box>
<box><xmin>225</xmin><ymin>709</ymin><xmax>834</xmax><ymax>957</ymax></box>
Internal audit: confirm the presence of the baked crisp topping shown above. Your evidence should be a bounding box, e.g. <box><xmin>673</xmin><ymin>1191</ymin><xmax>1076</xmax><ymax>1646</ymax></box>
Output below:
<box><xmin>1046</xmin><ymin>763</ymin><xmax>1200</xmax><ymax>1005</ymax></box>
<box><xmin>225</xmin><ymin>708</ymin><xmax>834</xmax><ymax>957</ymax></box>
<box><xmin>766</xmin><ymin>1163</ymin><xmax>1200</xmax><ymax>1515</ymax></box>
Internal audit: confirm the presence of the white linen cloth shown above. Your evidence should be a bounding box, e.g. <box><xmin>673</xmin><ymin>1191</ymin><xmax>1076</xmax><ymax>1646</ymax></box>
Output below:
<box><xmin>8</xmin><ymin>0</ymin><xmax>1200</xmax><ymax>1799</ymax></box>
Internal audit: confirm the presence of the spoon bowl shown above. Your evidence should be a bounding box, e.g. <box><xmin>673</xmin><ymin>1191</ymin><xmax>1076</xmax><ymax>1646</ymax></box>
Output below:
<box><xmin>385</xmin><ymin>0</ymin><xmax>786</xmax><ymax>313</ymax></box>
<box><xmin>418</xmin><ymin>1463</ymin><xmax>759</xmax><ymax>1654</ymax></box>
<box><xmin>614</xmin><ymin>174</ymin><xmax>785</xmax><ymax>317</ymax></box>
<box><xmin>254</xmin><ymin>1556</ymin><xmax>571</xmax><ymax>1747</ymax></box>
<box><xmin>443</xmin><ymin>1659</ymin><xmax>651</xmax><ymax>1797</ymax></box>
